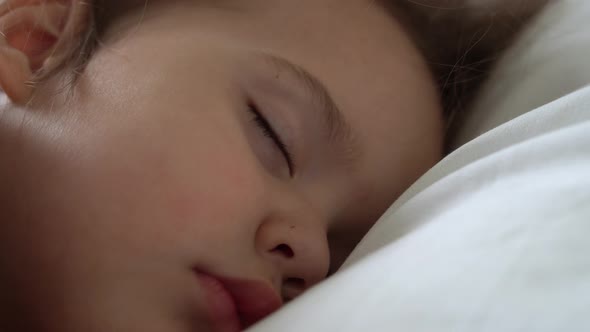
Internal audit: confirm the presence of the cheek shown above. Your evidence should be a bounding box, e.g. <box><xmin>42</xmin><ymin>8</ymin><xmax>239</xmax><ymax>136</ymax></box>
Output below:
<box><xmin>50</xmin><ymin>109</ymin><xmax>265</xmax><ymax>258</ymax></box>
<box><xmin>164</xmin><ymin>157</ymin><xmax>260</xmax><ymax>235</ymax></box>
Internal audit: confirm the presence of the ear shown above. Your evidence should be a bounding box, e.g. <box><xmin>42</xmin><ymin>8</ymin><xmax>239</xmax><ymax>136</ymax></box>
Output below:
<box><xmin>0</xmin><ymin>0</ymin><xmax>91</xmax><ymax>104</ymax></box>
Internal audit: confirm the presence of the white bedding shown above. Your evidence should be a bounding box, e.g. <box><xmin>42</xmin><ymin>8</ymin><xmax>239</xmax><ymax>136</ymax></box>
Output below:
<box><xmin>250</xmin><ymin>1</ymin><xmax>590</xmax><ymax>331</ymax></box>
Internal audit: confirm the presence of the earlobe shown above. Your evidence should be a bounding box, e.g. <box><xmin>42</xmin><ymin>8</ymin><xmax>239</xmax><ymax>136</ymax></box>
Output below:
<box><xmin>0</xmin><ymin>44</ymin><xmax>33</xmax><ymax>104</ymax></box>
<box><xmin>0</xmin><ymin>0</ymin><xmax>91</xmax><ymax>104</ymax></box>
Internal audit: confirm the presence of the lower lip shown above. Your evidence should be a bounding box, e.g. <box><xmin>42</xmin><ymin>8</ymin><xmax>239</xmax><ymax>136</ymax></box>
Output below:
<box><xmin>196</xmin><ymin>273</ymin><xmax>242</xmax><ymax>332</ymax></box>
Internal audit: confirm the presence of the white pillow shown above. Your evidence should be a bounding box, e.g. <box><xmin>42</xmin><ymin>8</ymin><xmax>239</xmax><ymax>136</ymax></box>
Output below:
<box><xmin>249</xmin><ymin>1</ymin><xmax>590</xmax><ymax>331</ymax></box>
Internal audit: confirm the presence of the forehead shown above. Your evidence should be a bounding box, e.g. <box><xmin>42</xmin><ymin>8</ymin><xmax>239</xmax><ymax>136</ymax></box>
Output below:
<box><xmin>152</xmin><ymin>0</ymin><xmax>438</xmax><ymax>137</ymax></box>
<box><xmin>135</xmin><ymin>0</ymin><xmax>433</xmax><ymax>115</ymax></box>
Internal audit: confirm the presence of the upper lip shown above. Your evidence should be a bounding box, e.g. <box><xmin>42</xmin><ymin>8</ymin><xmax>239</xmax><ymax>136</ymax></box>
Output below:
<box><xmin>196</xmin><ymin>269</ymin><xmax>283</xmax><ymax>330</ymax></box>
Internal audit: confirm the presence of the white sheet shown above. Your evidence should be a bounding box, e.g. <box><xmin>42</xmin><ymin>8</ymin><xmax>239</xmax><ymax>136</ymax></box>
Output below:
<box><xmin>249</xmin><ymin>1</ymin><xmax>590</xmax><ymax>331</ymax></box>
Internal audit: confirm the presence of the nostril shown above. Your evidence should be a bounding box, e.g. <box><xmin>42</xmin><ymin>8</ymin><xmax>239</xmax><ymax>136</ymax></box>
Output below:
<box><xmin>271</xmin><ymin>243</ymin><xmax>294</xmax><ymax>258</ymax></box>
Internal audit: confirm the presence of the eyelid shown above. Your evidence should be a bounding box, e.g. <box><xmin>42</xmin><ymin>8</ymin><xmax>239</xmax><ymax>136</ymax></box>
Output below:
<box><xmin>247</xmin><ymin>102</ymin><xmax>296</xmax><ymax>177</ymax></box>
<box><xmin>258</xmin><ymin>53</ymin><xmax>359</xmax><ymax>167</ymax></box>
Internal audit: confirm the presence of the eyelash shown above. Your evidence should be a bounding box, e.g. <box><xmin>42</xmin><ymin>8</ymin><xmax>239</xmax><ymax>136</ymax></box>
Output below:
<box><xmin>248</xmin><ymin>103</ymin><xmax>295</xmax><ymax>176</ymax></box>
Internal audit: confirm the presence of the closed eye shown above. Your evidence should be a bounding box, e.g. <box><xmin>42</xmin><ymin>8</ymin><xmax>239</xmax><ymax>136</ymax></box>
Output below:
<box><xmin>248</xmin><ymin>103</ymin><xmax>295</xmax><ymax>176</ymax></box>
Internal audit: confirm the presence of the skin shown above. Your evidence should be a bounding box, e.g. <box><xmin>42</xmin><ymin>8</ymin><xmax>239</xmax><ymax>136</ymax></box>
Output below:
<box><xmin>0</xmin><ymin>0</ymin><xmax>443</xmax><ymax>331</ymax></box>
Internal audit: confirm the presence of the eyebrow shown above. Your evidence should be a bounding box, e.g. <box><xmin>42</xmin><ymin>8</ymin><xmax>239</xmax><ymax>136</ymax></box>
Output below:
<box><xmin>259</xmin><ymin>53</ymin><xmax>362</xmax><ymax>166</ymax></box>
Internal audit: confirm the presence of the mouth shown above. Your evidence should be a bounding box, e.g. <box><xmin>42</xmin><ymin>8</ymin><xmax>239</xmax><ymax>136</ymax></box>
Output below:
<box><xmin>195</xmin><ymin>270</ymin><xmax>283</xmax><ymax>332</ymax></box>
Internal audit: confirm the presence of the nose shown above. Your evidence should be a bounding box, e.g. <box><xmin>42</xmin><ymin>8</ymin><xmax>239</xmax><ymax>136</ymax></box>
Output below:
<box><xmin>255</xmin><ymin>211</ymin><xmax>330</xmax><ymax>300</ymax></box>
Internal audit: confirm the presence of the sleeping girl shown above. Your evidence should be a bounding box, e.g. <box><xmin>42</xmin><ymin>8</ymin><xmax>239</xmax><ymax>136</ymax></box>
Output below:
<box><xmin>0</xmin><ymin>0</ymin><xmax>546</xmax><ymax>331</ymax></box>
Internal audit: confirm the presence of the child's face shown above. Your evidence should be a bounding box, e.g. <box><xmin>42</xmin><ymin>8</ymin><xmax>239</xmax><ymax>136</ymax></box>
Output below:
<box><xmin>1</xmin><ymin>0</ymin><xmax>442</xmax><ymax>331</ymax></box>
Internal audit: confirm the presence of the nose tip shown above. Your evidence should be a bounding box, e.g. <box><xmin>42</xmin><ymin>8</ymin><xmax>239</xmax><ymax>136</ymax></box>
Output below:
<box><xmin>256</xmin><ymin>219</ymin><xmax>330</xmax><ymax>296</ymax></box>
